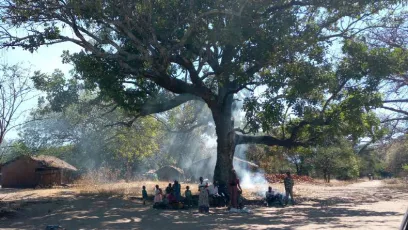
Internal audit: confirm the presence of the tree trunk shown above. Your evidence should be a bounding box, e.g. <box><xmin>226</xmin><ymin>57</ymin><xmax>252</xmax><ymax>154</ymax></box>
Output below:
<box><xmin>211</xmin><ymin>94</ymin><xmax>235</xmax><ymax>186</ymax></box>
<box><xmin>295</xmin><ymin>162</ymin><xmax>301</xmax><ymax>175</ymax></box>
<box><xmin>328</xmin><ymin>173</ymin><xmax>331</xmax><ymax>183</ymax></box>
<box><xmin>125</xmin><ymin>161</ymin><xmax>132</xmax><ymax>182</ymax></box>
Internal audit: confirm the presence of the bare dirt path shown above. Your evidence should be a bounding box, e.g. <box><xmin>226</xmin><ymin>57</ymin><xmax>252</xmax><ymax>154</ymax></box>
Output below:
<box><xmin>0</xmin><ymin>180</ymin><xmax>407</xmax><ymax>230</ymax></box>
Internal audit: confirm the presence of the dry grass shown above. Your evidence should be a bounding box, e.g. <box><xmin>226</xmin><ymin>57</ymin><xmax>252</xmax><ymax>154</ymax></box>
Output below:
<box><xmin>0</xmin><ymin>175</ymin><xmax>367</xmax><ymax>204</ymax></box>
<box><xmin>73</xmin><ymin>179</ymin><xmax>289</xmax><ymax>199</ymax></box>
<box><xmin>382</xmin><ymin>178</ymin><xmax>408</xmax><ymax>190</ymax></box>
<box><xmin>73</xmin><ymin>180</ymin><xmax>201</xmax><ymax>197</ymax></box>
<box><xmin>383</xmin><ymin>178</ymin><xmax>403</xmax><ymax>185</ymax></box>
<box><xmin>73</xmin><ymin>179</ymin><xmax>317</xmax><ymax>200</ymax></box>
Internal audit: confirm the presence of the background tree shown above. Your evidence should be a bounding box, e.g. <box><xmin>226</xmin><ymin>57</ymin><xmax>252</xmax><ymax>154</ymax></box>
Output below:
<box><xmin>14</xmin><ymin>70</ymin><xmax>164</xmax><ymax>176</ymax></box>
<box><xmin>246</xmin><ymin>144</ymin><xmax>291</xmax><ymax>174</ymax></box>
<box><xmin>0</xmin><ymin>64</ymin><xmax>33</xmax><ymax>160</ymax></box>
<box><xmin>382</xmin><ymin>136</ymin><xmax>408</xmax><ymax>177</ymax></box>
<box><xmin>312</xmin><ymin>139</ymin><xmax>358</xmax><ymax>183</ymax></box>
<box><xmin>1</xmin><ymin>0</ymin><xmax>407</xmax><ymax>184</ymax></box>
<box><xmin>108</xmin><ymin>117</ymin><xmax>161</xmax><ymax>180</ymax></box>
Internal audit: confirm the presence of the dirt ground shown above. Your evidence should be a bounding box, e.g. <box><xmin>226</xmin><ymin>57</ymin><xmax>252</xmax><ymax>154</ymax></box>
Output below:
<box><xmin>0</xmin><ymin>180</ymin><xmax>407</xmax><ymax>230</ymax></box>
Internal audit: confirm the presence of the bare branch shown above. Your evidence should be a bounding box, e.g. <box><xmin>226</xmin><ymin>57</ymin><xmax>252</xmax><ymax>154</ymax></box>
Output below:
<box><xmin>0</xmin><ymin>64</ymin><xmax>33</xmax><ymax>145</ymax></box>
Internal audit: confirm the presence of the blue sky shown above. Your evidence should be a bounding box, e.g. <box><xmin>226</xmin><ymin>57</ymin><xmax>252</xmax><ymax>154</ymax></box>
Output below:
<box><xmin>3</xmin><ymin>42</ymin><xmax>81</xmax><ymax>140</ymax></box>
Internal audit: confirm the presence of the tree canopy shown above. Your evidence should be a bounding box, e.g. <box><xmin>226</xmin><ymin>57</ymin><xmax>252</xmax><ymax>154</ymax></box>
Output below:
<box><xmin>2</xmin><ymin>0</ymin><xmax>408</xmax><ymax>183</ymax></box>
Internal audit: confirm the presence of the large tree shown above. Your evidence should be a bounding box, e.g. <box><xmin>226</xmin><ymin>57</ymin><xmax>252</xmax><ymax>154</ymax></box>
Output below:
<box><xmin>1</xmin><ymin>0</ymin><xmax>406</xmax><ymax>184</ymax></box>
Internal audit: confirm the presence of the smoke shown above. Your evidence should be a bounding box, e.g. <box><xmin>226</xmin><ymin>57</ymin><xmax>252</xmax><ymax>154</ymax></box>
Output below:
<box><xmin>182</xmin><ymin>89</ymin><xmax>269</xmax><ymax>193</ymax></box>
<box><xmin>232</xmin><ymin>91</ymin><xmax>269</xmax><ymax>193</ymax></box>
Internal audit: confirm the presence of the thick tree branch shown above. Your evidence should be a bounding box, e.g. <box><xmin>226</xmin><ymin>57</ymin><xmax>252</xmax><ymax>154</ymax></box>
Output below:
<box><xmin>228</xmin><ymin>81</ymin><xmax>260</xmax><ymax>95</ymax></box>
<box><xmin>262</xmin><ymin>0</ymin><xmax>308</xmax><ymax>16</ymax></box>
<box><xmin>171</xmin><ymin>55</ymin><xmax>204</xmax><ymax>87</ymax></box>
<box><xmin>235</xmin><ymin>133</ymin><xmax>305</xmax><ymax>147</ymax></box>
<box><xmin>321</xmin><ymin>80</ymin><xmax>348</xmax><ymax>116</ymax></box>
<box><xmin>383</xmin><ymin>99</ymin><xmax>408</xmax><ymax>103</ymax></box>
<box><xmin>234</xmin><ymin>128</ymin><xmax>251</xmax><ymax>135</ymax></box>
<box><xmin>140</xmin><ymin>94</ymin><xmax>202</xmax><ymax>116</ymax></box>
<box><xmin>381</xmin><ymin>106</ymin><xmax>408</xmax><ymax>116</ymax></box>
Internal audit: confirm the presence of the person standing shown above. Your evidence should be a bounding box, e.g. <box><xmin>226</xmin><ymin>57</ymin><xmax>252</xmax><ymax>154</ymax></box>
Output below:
<box><xmin>165</xmin><ymin>183</ymin><xmax>172</xmax><ymax>195</ymax></box>
<box><xmin>198</xmin><ymin>177</ymin><xmax>206</xmax><ymax>190</ymax></box>
<box><xmin>173</xmin><ymin>180</ymin><xmax>181</xmax><ymax>202</ymax></box>
<box><xmin>284</xmin><ymin>172</ymin><xmax>295</xmax><ymax>205</ymax></box>
<box><xmin>184</xmin><ymin>186</ymin><xmax>192</xmax><ymax>208</ymax></box>
<box><xmin>228</xmin><ymin>169</ymin><xmax>242</xmax><ymax>209</ymax></box>
<box><xmin>142</xmin><ymin>185</ymin><xmax>148</xmax><ymax>205</ymax></box>
<box><xmin>154</xmin><ymin>185</ymin><xmax>162</xmax><ymax>204</ymax></box>
<box><xmin>198</xmin><ymin>177</ymin><xmax>209</xmax><ymax>213</ymax></box>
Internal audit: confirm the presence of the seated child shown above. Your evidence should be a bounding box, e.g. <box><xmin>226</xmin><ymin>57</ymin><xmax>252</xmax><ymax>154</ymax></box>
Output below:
<box><xmin>209</xmin><ymin>181</ymin><xmax>223</xmax><ymax>207</ymax></box>
<box><xmin>167</xmin><ymin>192</ymin><xmax>184</xmax><ymax>209</ymax></box>
<box><xmin>168</xmin><ymin>192</ymin><xmax>177</xmax><ymax>204</ymax></box>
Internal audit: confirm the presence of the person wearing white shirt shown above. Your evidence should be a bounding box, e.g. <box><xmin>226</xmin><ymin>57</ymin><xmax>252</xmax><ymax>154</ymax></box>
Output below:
<box><xmin>265</xmin><ymin>187</ymin><xmax>275</xmax><ymax>198</ymax></box>
<box><xmin>198</xmin><ymin>177</ymin><xmax>210</xmax><ymax>213</ymax></box>
<box><xmin>209</xmin><ymin>184</ymin><xmax>219</xmax><ymax>196</ymax></box>
<box><xmin>208</xmin><ymin>181</ymin><xmax>223</xmax><ymax>207</ymax></box>
<box><xmin>198</xmin><ymin>177</ymin><xmax>207</xmax><ymax>191</ymax></box>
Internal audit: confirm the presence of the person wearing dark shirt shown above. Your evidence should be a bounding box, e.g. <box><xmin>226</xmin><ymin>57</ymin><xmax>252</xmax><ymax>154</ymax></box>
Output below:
<box><xmin>284</xmin><ymin>172</ymin><xmax>295</xmax><ymax>205</ymax></box>
<box><xmin>142</xmin><ymin>186</ymin><xmax>148</xmax><ymax>205</ymax></box>
<box><xmin>165</xmin><ymin>183</ymin><xmax>172</xmax><ymax>195</ymax></box>
<box><xmin>173</xmin><ymin>180</ymin><xmax>181</xmax><ymax>202</ymax></box>
<box><xmin>184</xmin><ymin>186</ymin><xmax>192</xmax><ymax>208</ymax></box>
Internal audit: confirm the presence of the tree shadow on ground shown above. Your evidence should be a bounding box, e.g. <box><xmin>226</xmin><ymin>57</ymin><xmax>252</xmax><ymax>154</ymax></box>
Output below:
<box><xmin>0</xmin><ymin>194</ymin><xmax>402</xmax><ymax>230</ymax></box>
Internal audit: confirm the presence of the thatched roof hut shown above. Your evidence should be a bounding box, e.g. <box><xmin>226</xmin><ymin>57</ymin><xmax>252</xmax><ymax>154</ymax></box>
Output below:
<box><xmin>1</xmin><ymin>155</ymin><xmax>77</xmax><ymax>188</ymax></box>
<box><xmin>155</xmin><ymin>165</ymin><xmax>184</xmax><ymax>181</ymax></box>
<box><xmin>31</xmin><ymin>155</ymin><xmax>77</xmax><ymax>171</ymax></box>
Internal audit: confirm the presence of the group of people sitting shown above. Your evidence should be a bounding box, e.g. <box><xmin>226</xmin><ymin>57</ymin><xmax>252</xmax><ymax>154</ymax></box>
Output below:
<box><xmin>146</xmin><ymin>171</ymin><xmax>295</xmax><ymax>211</ymax></box>
<box><xmin>149</xmin><ymin>175</ymin><xmax>238</xmax><ymax>211</ymax></box>
<box><xmin>151</xmin><ymin>180</ymin><xmax>186</xmax><ymax>209</ymax></box>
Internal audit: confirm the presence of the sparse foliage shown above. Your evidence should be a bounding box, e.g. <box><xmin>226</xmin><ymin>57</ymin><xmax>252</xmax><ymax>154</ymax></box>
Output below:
<box><xmin>0</xmin><ymin>64</ymin><xmax>33</xmax><ymax>156</ymax></box>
